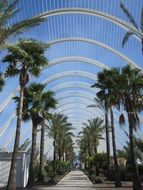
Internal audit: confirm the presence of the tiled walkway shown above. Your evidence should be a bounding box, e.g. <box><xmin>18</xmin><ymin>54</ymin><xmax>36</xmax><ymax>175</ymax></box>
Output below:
<box><xmin>35</xmin><ymin>171</ymin><xmax>94</xmax><ymax>190</ymax></box>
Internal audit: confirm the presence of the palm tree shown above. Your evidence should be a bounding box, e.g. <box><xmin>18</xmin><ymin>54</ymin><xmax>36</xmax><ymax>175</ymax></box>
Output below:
<box><xmin>78</xmin><ymin>118</ymin><xmax>104</xmax><ymax>171</ymax></box>
<box><xmin>95</xmin><ymin>66</ymin><xmax>143</xmax><ymax>190</ymax></box>
<box><xmin>117</xmin><ymin>66</ymin><xmax>143</xmax><ymax>190</ymax></box>
<box><xmin>120</xmin><ymin>3</ymin><xmax>143</xmax><ymax>52</ymax></box>
<box><xmin>0</xmin><ymin>0</ymin><xmax>47</xmax><ymax>48</ymax></box>
<box><xmin>47</xmin><ymin>114</ymin><xmax>72</xmax><ymax>173</ymax></box>
<box><xmin>38</xmin><ymin>96</ymin><xmax>57</xmax><ymax>182</ymax></box>
<box><xmin>3</xmin><ymin>39</ymin><xmax>49</xmax><ymax>190</ymax></box>
<box><xmin>92</xmin><ymin>69</ymin><xmax>122</xmax><ymax>187</ymax></box>
<box><xmin>83</xmin><ymin>118</ymin><xmax>105</xmax><ymax>154</ymax></box>
<box><xmin>91</xmin><ymin>95</ymin><xmax>111</xmax><ymax>178</ymax></box>
<box><xmin>64</xmin><ymin>135</ymin><xmax>74</xmax><ymax>162</ymax></box>
<box><xmin>57</xmin><ymin>125</ymin><xmax>73</xmax><ymax>163</ymax></box>
<box><xmin>18</xmin><ymin>83</ymin><xmax>57</xmax><ymax>186</ymax></box>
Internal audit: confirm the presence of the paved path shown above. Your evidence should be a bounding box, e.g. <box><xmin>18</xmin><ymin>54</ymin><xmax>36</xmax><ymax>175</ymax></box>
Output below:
<box><xmin>36</xmin><ymin>171</ymin><xmax>94</xmax><ymax>190</ymax></box>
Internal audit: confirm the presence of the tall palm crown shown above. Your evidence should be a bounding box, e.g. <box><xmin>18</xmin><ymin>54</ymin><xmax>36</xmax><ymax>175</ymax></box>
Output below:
<box><xmin>47</xmin><ymin>114</ymin><xmax>72</xmax><ymax>139</ymax></box>
<box><xmin>47</xmin><ymin>113</ymin><xmax>73</xmax><ymax>171</ymax></box>
<box><xmin>120</xmin><ymin>3</ymin><xmax>143</xmax><ymax>52</ymax></box>
<box><xmin>3</xmin><ymin>39</ymin><xmax>49</xmax><ymax>82</ymax></box>
<box><xmin>81</xmin><ymin>118</ymin><xmax>104</xmax><ymax>154</ymax></box>
<box><xmin>19</xmin><ymin>83</ymin><xmax>57</xmax><ymax>121</ymax></box>
<box><xmin>0</xmin><ymin>0</ymin><xmax>46</xmax><ymax>48</ymax></box>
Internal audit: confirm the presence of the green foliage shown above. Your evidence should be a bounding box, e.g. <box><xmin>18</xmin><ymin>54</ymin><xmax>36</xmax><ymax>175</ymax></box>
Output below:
<box><xmin>120</xmin><ymin>3</ymin><xmax>143</xmax><ymax>52</ymax></box>
<box><xmin>3</xmin><ymin>39</ymin><xmax>49</xmax><ymax>80</ymax></box>
<box><xmin>93</xmin><ymin>153</ymin><xmax>107</xmax><ymax>168</ymax></box>
<box><xmin>89</xmin><ymin>174</ymin><xmax>104</xmax><ymax>184</ymax></box>
<box><xmin>0</xmin><ymin>0</ymin><xmax>47</xmax><ymax>47</ymax></box>
<box><xmin>44</xmin><ymin>161</ymin><xmax>55</xmax><ymax>178</ymax></box>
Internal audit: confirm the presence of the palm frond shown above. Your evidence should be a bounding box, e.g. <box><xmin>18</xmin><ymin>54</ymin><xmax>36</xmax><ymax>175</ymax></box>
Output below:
<box><xmin>0</xmin><ymin>1</ymin><xmax>8</xmax><ymax>12</ymax></box>
<box><xmin>4</xmin><ymin>0</ymin><xmax>19</xmax><ymax>13</ymax></box>
<box><xmin>0</xmin><ymin>0</ymin><xmax>20</xmax><ymax>26</ymax></box>
<box><xmin>6</xmin><ymin>43</ymin><xmax>30</xmax><ymax>59</ymax></box>
<box><xmin>0</xmin><ymin>9</ymin><xmax>20</xmax><ymax>26</ymax></box>
<box><xmin>87</xmin><ymin>104</ymin><xmax>97</xmax><ymax>108</ymax></box>
<box><xmin>8</xmin><ymin>16</ymin><xmax>47</xmax><ymax>36</ymax></box>
<box><xmin>122</xmin><ymin>30</ymin><xmax>140</xmax><ymax>47</ymax></box>
<box><xmin>120</xmin><ymin>2</ymin><xmax>138</xmax><ymax>30</ymax></box>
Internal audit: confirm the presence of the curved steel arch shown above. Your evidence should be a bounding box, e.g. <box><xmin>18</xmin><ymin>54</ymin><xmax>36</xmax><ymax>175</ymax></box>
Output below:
<box><xmin>41</xmin><ymin>8</ymin><xmax>140</xmax><ymax>33</ymax></box>
<box><xmin>57</xmin><ymin>99</ymin><xmax>96</xmax><ymax>110</ymax></box>
<box><xmin>55</xmin><ymin>89</ymin><xmax>95</xmax><ymax>98</ymax></box>
<box><xmin>50</xmin><ymin>81</ymin><xmax>97</xmax><ymax>94</ymax></box>
<box><xmin>0</xmin><ymin>112</ymin><xmax>16</xmax><ymax>137</ymax></box>
<box><xmin>57</xmin><ymin>106</ymin><xmax>96</xmax><ymax>115</ymax></box>
<box><xmin>67</xmin><ymin>113</ymin><xmax>94</xmax><ymax>120</ymax></box>
<box><xmin>67</xmin><ymin>112</ymin><xmax>94</xmax><ymax>117</ymax></box>
<box><xmin>49</xmin><ymin>38</ymin><xmax>140</xmax><ymax>69</ymax></box>
<box><xmin>59</xmin><ymin>109</ymin><xmax>96</xmax><ymax>118</ymax></box>
<box><xmin>56</xmin><ymin>94</ymin><xmax>95</xmax><ymax>103</ymax></box>
<box><xmin>47</xmin><ymin>56</ymin><xmax>109</xmax><ymax>70</ymax></box>
<box><xmin>42</xmin><ymin>70</ymin><xmax>97</xmax><ymax>84</ymax></box>
<box><xmin>56</xmin><ymin>105</ymin><xmax>98</xmax><ymax>116</ymax></box>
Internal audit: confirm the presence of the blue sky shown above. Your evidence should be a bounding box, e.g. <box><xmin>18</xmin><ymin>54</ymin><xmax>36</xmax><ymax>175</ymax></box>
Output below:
<box><xmin>0</xmin><ymin>0</ymin><xmax>143</xmax><ymax>153</ymax></box>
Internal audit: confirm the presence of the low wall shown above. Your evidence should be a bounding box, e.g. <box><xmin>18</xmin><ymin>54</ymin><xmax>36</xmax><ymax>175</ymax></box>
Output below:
<box><xmin>0</xmin><ymin>151</ymin><xmax>30</xmax><ymax>188</ymax></box>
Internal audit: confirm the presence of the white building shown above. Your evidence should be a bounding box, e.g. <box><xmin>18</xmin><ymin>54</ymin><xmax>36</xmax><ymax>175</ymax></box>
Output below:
<box><xmin>0</xmin><ymin>141</ymin><xmax>31</xmax><ymax>188</ymax></box>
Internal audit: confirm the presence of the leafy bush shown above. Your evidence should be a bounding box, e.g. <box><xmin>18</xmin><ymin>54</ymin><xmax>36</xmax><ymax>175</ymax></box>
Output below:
<box><xmin>89</xmin><ymin>174</ymin><xmax>96</xmax><ymax>183</ymax></box>
<box><xmin>95</xmin><ymin>176</ymin><xmax>104</xmax><ymax>183</ymax></box>
<box><xmin>56</xmin><ymin>169</ymin><xmax>65</xmax><ymax>175</ymax></box>
<box><xmin>44</xmin><ymin>161</ymin><xmax>55</xmax><ymax>178</ymax></box>
<box><xmin>89</xmin><ymin>174</ymin><xmax>104</xmax><ymax>184</ymax></box>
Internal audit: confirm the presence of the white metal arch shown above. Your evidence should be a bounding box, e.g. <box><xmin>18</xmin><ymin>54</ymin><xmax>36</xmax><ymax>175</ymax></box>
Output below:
<box><xmin>49</xmin><ymin>38</ymin><xmax>140</xmax><ymax>69</ymax></box>
<box><xmin>55</xmin><ymin>89</ymin><xmax>95</xmax><ymax>98</ymax></box>
<box><xmin>42</xmin><ymin>70</ymin><xmax>97</xmax><ymax>84</ymax></box>
<box><xmin>50</xmin><ymin>81</ymin><xmax>97</xmax><ymax>94</ymax></box>
<box><xmin>57</xmin><ymin>99</ymin><xmax>96</xmax><ymax>110</ymax></box>
<box><xmin>56</xmin><ymin>105</ymin><xmax>97</xmax><ymax>116</ymax></box>
<box><xmin>67</xmin><ymin>112</ymin><xmax>94</xmax><ymax>117</ymax></box>
<box><xmin>60</xmin><ymin>108</ymin><xmax>98</xmax><ymax>119</ymax></box>
<box><xmin>0</xmin><ymin>112</ymin><xmax>16</xmax><ymax>137</ymax></box>
<box><xmin>56</xmin><ymin>94</ymin><xmax>95</xmax><ymax>103</ymax></box>
<box><xmin>46</xmin><ymin>56</ymin><xmax>109</xmax><ymax>70</ymax></box>
<box><xmin>67</xmin><ymin>113</ymin><xmax>95</xmax><ymax>120</ymax></box>
<box><xmin>41</xmin><ymin>8</ymin><xmax>140</xmax><ymax>33</ymax></box>
<box><xmin>59</xmin><ymin>109</ymin><xmax>96</xmax><ymax>118</ymax></box>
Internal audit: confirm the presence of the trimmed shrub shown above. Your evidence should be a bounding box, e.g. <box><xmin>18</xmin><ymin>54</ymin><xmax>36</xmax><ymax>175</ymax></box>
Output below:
<box><xmin>95</xmin><ymin>176</ymin><xmax>104</xmax><ymax>184</ymax></box>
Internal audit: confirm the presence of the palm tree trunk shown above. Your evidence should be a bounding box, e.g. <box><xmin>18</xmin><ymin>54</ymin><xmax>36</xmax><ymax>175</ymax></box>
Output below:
<box><xmin>110</xmin><ymin>108</ymin><xmax>121</xmax><ymax>187</ymax></box>
<box><xmin>27</xmin><ymin>120</ymin><xmax>38</xmax><ymax>187</ymax></box>
<box><xmin>128</xmin><ymin>113</ymin><xmax>142</xmax><ymax>190</ymax></box>
<box><xmin>6</xmin><ymin>85</ymin><xmax>24</xmax><ymax>190</ymax></box>
<box><xmin>38</xmin><ymin>121</ymin><xmax>45</xmax><ymax>182</ymax></box>
<box><xmin>105</xmin><ymin>108</ymin><xmax>111</xmax><ymax>178</ymax></box>
<box><xmin>53</xmin><ymin>139</ymin><xmax>56</xmax><ymax>174</ymax></box>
